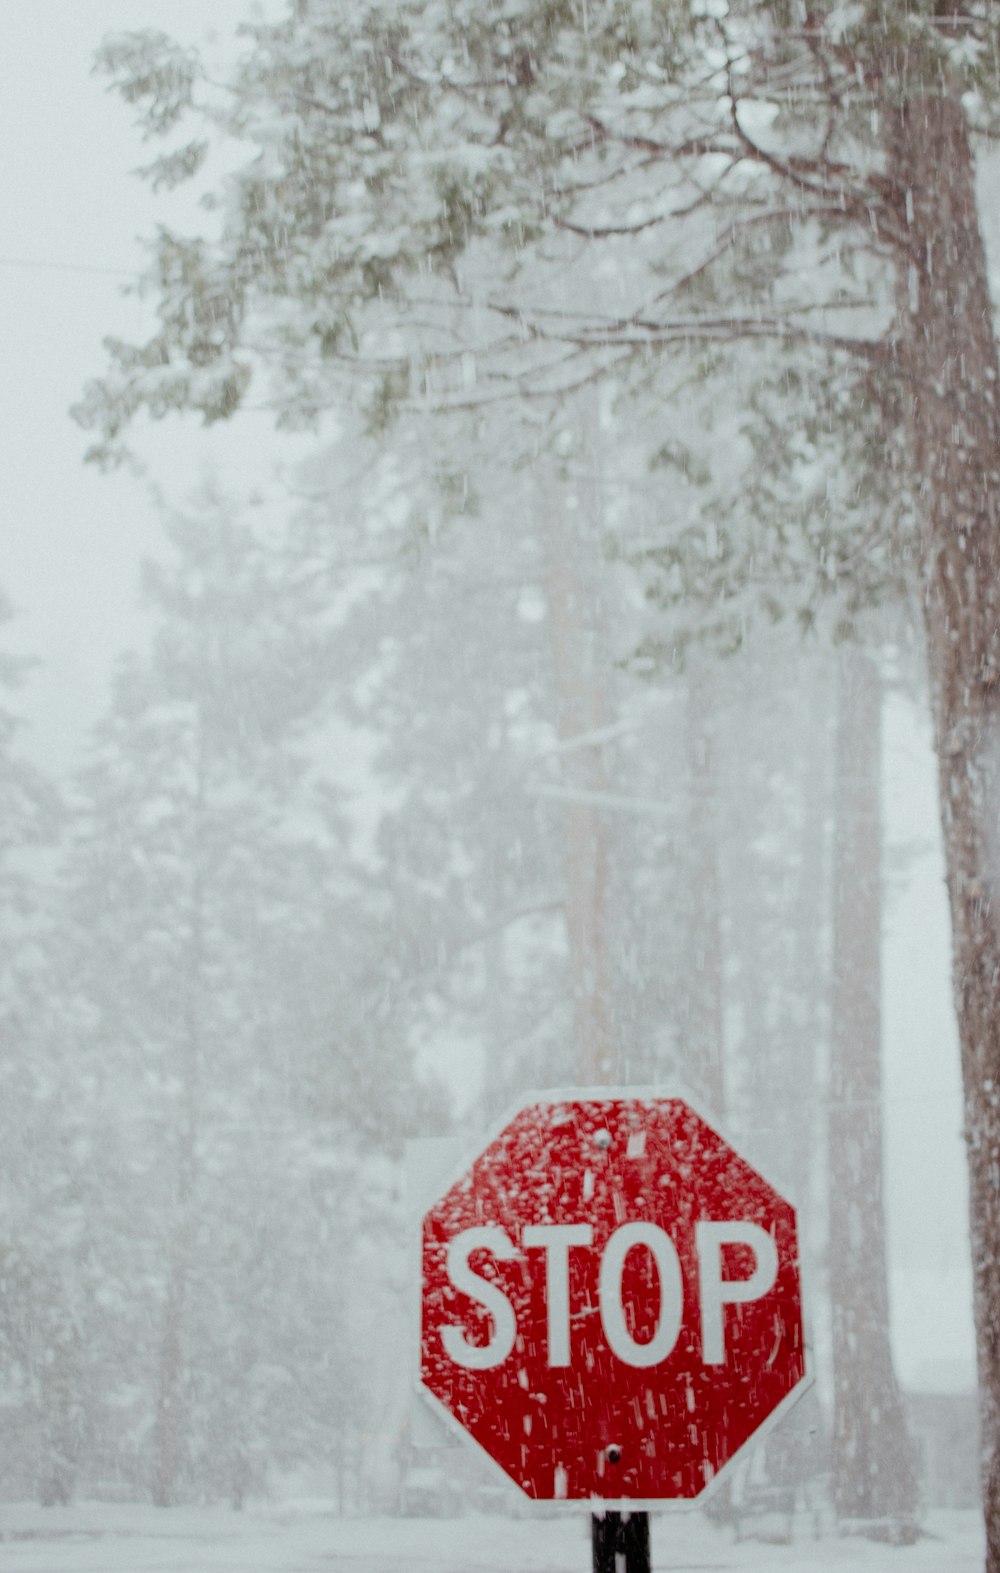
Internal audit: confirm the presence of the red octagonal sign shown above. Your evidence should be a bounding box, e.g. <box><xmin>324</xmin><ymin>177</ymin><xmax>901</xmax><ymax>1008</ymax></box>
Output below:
<box><xmin>419</xmin><ymin>1094</ymin><xmax>808</xmax><ymax>1504</ymax></box>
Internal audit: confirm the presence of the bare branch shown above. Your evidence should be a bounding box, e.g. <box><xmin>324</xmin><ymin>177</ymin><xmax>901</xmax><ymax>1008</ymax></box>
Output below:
<box><xmin>551</xmin><ymin>210</ymin><xmax>672</xmax><ymax>239</ymax></box>
<box><xmin>581</xmin><ymin>111</ymin><xmax>677</xmax><ymax>157</ymax></box>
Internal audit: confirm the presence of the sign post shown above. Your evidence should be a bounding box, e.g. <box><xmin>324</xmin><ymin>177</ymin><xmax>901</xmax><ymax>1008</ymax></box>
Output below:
<box><xmin>419</xmin><ymin>1093</ymin><xmax>808</xmax><ymax>1566</ymax></box>
<box><xmin>591</xmin><ymin>1508</ymin><xmax>650</xmax><ymax>1573</ymax></box>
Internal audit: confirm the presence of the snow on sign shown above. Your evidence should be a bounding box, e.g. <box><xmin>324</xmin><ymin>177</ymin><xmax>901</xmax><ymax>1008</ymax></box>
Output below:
<box><xmin>419</xmin><ymin>1094</ymin><xmax>808</xmax><ymax>1505</ymax></box>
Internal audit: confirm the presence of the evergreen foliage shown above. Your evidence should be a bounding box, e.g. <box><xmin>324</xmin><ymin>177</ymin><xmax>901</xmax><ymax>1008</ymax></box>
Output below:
<box><xmin>2</xmin><ymin>495</ymin><xmax>438</xmax><ymax>1504</ymax></box>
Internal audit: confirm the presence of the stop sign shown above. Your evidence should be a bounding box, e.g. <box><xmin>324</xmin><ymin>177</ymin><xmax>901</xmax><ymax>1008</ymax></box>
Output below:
<box><xmin>419</xmin><ymin>1094</ymin><xmax>808</xmax><ymax>1504</ymax></box>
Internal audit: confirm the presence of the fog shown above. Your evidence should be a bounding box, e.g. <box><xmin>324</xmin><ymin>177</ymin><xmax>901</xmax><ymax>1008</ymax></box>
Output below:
<box><xmin>0</xmin><ymin>5</ymin><xmax>989</xmax><ymax>1569</ymax></box>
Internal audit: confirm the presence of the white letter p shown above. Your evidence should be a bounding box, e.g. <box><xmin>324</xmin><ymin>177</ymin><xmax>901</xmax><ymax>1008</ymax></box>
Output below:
<box><xmin>696</xmin><ymin>1220</ymin><xmax>779</xmax><ymax>1365</ymax></box>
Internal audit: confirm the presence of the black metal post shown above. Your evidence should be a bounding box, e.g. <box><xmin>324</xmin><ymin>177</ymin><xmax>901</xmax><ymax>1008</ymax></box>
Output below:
<box><xmin>591</xmin><ymin>1510</ymin><xmax>651</xmax><ymax>1573</ymax></box>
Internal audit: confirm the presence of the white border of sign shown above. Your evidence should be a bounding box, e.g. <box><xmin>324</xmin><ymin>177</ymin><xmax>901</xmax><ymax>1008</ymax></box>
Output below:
<box><xmin>411</xmin><ymin>1084</ymin><xmax>815</xmax><ymax>1513</ymax></box>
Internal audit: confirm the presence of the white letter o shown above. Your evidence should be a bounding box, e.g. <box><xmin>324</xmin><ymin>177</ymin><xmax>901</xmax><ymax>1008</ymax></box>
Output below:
<box><xmin>599</xmin><ymin>1222</ymin><xmax>683</xmax><ymax>1368</ymax></box>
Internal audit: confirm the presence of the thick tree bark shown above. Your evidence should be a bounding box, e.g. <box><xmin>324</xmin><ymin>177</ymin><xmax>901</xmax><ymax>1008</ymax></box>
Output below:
<box><xmin>888</xmin><ymin>92</ymin><xmax>1000</xmax><ymax>1568</ymax></box>
<box><xmin>828</xmin><ymin>646</ymin><xmax>918</xmax><ymax>1534</ymax></box>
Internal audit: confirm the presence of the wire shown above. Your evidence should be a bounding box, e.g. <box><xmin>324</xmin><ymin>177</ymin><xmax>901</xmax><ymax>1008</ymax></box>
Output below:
<box><xmin>0</xmin><ymin>255</ymin><xmax>138</xmax><ymax>280</ymax></box>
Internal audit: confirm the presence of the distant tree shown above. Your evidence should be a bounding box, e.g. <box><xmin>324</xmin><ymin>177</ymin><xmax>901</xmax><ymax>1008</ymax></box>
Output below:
<box><xmin>828</xmin><ymin>646</ymin><xmax>920</xmax><ymax>1533</ymax></box>
<box><xmin>40</xmin><ymin>492</ymin><xmax>431</xmax><ymax>1505</ymax></box>
<box><xmin>297</xmin><ymin>423</ymin><xmax>580</xmax><ymax>1104</ymax></box>
<box><xmin>679</xmin><ymin>656</ymin><xmax>725</xmax><ymax>1115</ymax></box>
<box><xmin>538</xmin><ymin>423</ymin><xmax>617</xmax><ymax>1086</ymax></box>
<box><xmin>0</xmin><ymin>598</ymin><xmax>66</xmax><ymax>1502</ymax></box>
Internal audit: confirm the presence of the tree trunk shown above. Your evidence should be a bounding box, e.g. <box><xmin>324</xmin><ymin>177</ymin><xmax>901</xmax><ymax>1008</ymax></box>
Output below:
<box><xmin>828</xmin><ymin>645</ymin><xmax>918</xmax><ymax>1535</ymax></box>
<box><xmin>540</xmin><ymin>451</ymin><xmax>615</xmax><ymax>1086</ymax></box>
<box><xmin>779</xmin><ymin>649</ymin><xmax>830</xmax><ymax>1209</ymax></box>
<box><xmin>680</xmin><ymin>657</ymin><xmax>725</xmax><ymax>1118</ymax></box>
<box><xmin>153</xmin><ymin>733</ymin><xmax>208</xmax><ymax>1506</ymax></box>
<box><xmin>888</xmin><ymin>90</ymin><xmax>1000</xmax><ymax>1568</ymax></box>
<box><xmin>541</xmin><ymin>421</ymin><xmax>650</xmax><ymax>1573</ymax></box>
<box><xmin>151</xmin><ymin>1219</ymin><xmax>191</xmax><ymax>1507</ymax></box>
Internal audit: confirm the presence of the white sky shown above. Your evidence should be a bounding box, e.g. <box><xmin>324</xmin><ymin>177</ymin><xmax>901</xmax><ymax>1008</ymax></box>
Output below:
<box><xmin>0</xmin><ymin>0</ymin><xmax>293</xmax><ymax>767</ymax></box>
<box><xmin>0</xmin><ymin>1</ymin><xmax>977</xmax><ymax>1392</ymax></box>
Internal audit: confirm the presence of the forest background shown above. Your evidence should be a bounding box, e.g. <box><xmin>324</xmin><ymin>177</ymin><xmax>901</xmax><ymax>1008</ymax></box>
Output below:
<box><xmin>0</xmin><ymin>0</ymin><xmax>982</xmax><ymax>1549</ymax></box>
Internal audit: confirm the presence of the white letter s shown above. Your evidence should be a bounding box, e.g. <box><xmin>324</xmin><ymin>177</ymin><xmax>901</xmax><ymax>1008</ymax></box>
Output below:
<box><xmin>440</xmin><ymin>1226</ymin><xmax>519</xmax><ymax>1370</ymax></box>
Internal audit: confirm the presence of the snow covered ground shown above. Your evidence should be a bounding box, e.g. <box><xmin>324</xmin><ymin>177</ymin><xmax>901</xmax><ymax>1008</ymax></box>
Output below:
<box><xmin>0</xmin><ymin>1502</ymin><xmax>984</xmax><ymax>1572</ymax></box>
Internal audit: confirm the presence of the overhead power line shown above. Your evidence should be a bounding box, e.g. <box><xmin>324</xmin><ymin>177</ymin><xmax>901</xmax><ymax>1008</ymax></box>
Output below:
<box><xmin>0</xmin><ymin>254</ymin><xmax>138</xmax><ymax>279</ymax></box>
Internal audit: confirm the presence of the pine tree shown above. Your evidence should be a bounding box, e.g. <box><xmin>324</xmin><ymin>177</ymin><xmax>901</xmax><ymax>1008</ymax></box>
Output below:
<box><xmin>0</xmin><ymin>598</ymin><xmax>66</xmax><ymax>1503</ymax></box>
<box><xmin>40</xmin><ymin>491</ymin><xmax>427</xmax><ymax>1504</ymax></box>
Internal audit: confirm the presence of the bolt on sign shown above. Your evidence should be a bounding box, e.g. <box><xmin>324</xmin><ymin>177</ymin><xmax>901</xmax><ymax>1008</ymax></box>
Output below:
<box><xmin>419</xmin><ymin>1094</ymin><xmax>809</xmax><ymax>1504</ymax></box>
